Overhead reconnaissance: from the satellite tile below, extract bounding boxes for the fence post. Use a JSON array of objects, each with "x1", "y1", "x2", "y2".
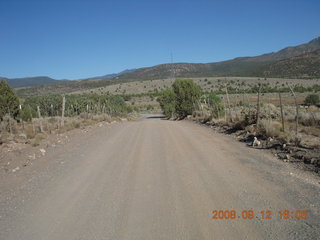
[
  {"x1": 19, "y1": 104, "x2": 24, "y2": 130},
  {"x1": 86, "y1": 104, "x2": 89, "y2": 119},
  {"x1": 37, "y1": 106, "x2": 44, "y2": 133},
  {"x1": 61, "y1": 95, "x2": 65, "y2": 127},
  {"x1": 288, "y1": 84, "x2": 299, "y2": 137},
  {"x1": 225, "y1": 88, "x2": 232, "y2": 121},
  {"x1": 32, "y1": 119, "x2": 36, "y2": 135},
  {"x1": 50, "y1": 104, "x2": 54, "y2": 116},
  {"x1": 256, "y1": 84, "x2": 262, "y2": 126},
  {"x1": 222, "y1": 97, "x2": 227, "y2": 122},
  {"x1": 278, "y1": 92, "x2": 285, "y2": 132}
]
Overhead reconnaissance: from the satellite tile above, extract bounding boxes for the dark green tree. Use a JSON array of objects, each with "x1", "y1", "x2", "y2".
[
  {"x1": 0, "y1": 80, "x2": 20, "y2": 120},
  {"x1": 19, "y1": 105, "x2": 34, "y2": 122},
  {"x1": 157, "y1": 89, "x2": 176, "y2": 118},
  {"x1": 305, "y1": 94, "x2": 319, "y2": 105},
  {"x1": 172, "y1": 79, "x2": 201, "y2": 118}
]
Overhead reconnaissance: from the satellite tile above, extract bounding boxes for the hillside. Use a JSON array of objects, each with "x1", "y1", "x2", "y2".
[
  {"x1": 3, "y1": 76, "x2": 68, "y2": 88},
  {"x1": 243, "y1": 36, "x2": 320, "y2": 62},
  {"x1": 80, "y1": 69, "x2": 136, "y2": 80},
  {"x1": 15, "y1": 77, "x2": 143, "y2": 98},
  {"x1": 257, "y1": 49, "x2": 320, "y2": 78},
  {"x1": 118, "y1": 37, "x2": 320, "y2": 80},
  {"x1": 117, "y1": 60, "x2": 268, "y2": 80}
]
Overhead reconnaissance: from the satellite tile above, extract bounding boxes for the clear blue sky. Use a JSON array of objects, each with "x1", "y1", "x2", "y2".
[{"x1": 1, "y1": 0, "x2": 319, "y2": 80}]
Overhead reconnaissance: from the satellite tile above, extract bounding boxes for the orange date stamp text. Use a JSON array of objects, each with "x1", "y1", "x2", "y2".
[{"x1": 211, "y1": 210, "x2": 308, "y2": 220}]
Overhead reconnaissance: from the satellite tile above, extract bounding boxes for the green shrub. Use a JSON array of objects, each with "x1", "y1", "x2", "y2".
[
  {"x1": 146, "y1": 105, "x2": 154, "y2": 111},
  {"x1": 172, "y1": 79, "x2": 201, "y2": 118},
  {"x1": 157, "y1": 89, "x2": 176, "y2": 118},
  {"x1": 305, "y1": 94, "x2": 319, "y2": 105},
  {"x1": 23, "y1": 93, "x2": 132, "y2": 118},
  {"x1": 0, "y1": 80, "x2": 20, "y2": 120},
  {"x1": 201, "y1": 92, "x2": 224, "y2": 118},
  {"x1": 19, "y1": 105, "x2": 34, "y2": 122}
]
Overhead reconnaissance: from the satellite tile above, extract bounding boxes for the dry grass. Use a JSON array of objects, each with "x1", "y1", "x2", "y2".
[
  {"x1": 300, "y1": 126, "x2": 320, "y2": 137},
  {"x1": 257, "y1": 120, "x2": 282, "y2": 138},
  {"x1": 0, "y1": 113, "x2": 122, "y2": 148},
  {"x1": 25, "y1": 125, "x2": 36, "y2": 139},
  {"x1": 31, "y1": 133, "x2": 46, "y2": 147},
  {"x1": 202, "y1": 100, "x2": 320, "y2": 145},
  {"x1": 71, "y1": 77, "x2": 320, "y2": 96}
]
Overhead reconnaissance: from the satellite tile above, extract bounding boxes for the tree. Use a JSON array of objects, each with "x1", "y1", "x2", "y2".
[
  {"x1": 19, "y1": 105, "x2": 34, "y2": 122},
  {"x1": 157, "y1": 89, "x2": 176, "y2": 118},
  {"x1": 305, "y1": 94, "x2": 319, "y2": 105},
  {"x1": 0, "y1": 80, "x2": 20, "y2": 120},
  {"x1": 172, "y1": 79, "x2": 201, "y2": 118}
]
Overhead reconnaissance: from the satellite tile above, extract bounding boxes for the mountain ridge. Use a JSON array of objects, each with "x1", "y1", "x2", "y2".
[
  {"x1": 117, "y1": 36, "x2": 320, "y2": 80},
  {"x1": 2, "y1": 76, "x2": 68, "y2": 88}
]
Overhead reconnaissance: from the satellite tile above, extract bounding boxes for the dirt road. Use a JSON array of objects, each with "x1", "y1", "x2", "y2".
[{"x1": 0, "y1": 115, "x2": 319, "y2": 239}]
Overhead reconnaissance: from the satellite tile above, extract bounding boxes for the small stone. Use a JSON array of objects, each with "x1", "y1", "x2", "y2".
[
  {"x1": 19, "y1": 133, "x2": 27, "y2": 138},
  {"x1": 40, "y1": 149, "x2": 46, "y2": 155},
  {"x1": 12, "y1": 167, "x2": 20, "y2": 173},
  {"x1": 252, "y1": 137, "x2": 261, "y2": 147},
  {"x1": 268, "y1": 137, "x2": 273, "y2": 142}
]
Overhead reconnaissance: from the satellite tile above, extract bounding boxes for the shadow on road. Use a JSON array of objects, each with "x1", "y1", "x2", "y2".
[{"x1": 146, "y1": 115, "x2": 166, "y2": 119}]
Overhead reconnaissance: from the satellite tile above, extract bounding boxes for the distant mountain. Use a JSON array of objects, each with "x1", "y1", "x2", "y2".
[
  {"x1": 2, "y1": 69, "x2": 137, "y2": 88},
  {"x1": 118, "y1": 37, "x2": 320, "y2": 80},
  {"x1": 117, "y1": 60, "x2": 268, "y2": 80},
  {"x1": 3, "y1": 76, "x2": 68, "y2": 88}
]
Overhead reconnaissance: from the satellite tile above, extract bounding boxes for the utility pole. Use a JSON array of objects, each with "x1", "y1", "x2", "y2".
[{"x1": 170, "y1": 52, "x2": 175, "y2": 81}]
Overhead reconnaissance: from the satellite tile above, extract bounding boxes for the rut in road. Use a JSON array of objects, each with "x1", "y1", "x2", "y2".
[{"x1": 0, "y1": 115, "x2": 319, "y2": 240}]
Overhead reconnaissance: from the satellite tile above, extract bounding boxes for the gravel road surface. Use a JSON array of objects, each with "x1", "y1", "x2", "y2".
[{"x1": 0, "y1": 115, "x2": 319, "y2": 239}]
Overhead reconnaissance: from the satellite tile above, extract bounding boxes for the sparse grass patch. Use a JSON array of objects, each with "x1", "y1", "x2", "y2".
[
  {"x1": 301, "y1": 126, "x2": 320, "y2": 137},
  {"x1": 0, "y1": 132, "x2": 12, "y2": 144},
  {"x1": 58, "y1": 123, "x2": 75, "y2": 133},
  {"x1": 31, "y1": 133, "x2": 46, "y2": 147},
  {"x1": 25, "y1": 125, "x2": 36, "y2": 139},
  {"x1": 299, "y1": 110, "x2": 320, "y2": 127},
  {"x1": 257, "y1": 120, "x2": 282, "y2": 138},
  {"x1": 47, "y1": 117, "x2": 58, "y2": 124}
]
